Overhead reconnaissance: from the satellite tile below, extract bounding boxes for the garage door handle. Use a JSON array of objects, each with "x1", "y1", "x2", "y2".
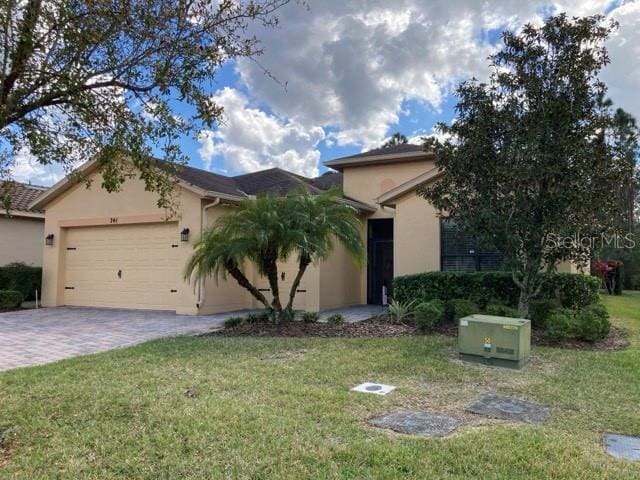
[
  {"x1": 117, "y1": 269, "x2": 122, "y2": 279},
  {"x1": 170, "y1": 289, "x2": 177, "y2": 293},
  {"x1": 64, "y1": 286, "x2": 75, "y2": 290}
]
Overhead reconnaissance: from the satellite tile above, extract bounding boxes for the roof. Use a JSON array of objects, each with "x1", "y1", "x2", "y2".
[
  {"x1": 376, "y1": 167, "x2": 442, "y2": 206},
  {"x1": 309, "y1": 171, "x2": 343, "y2": 190},
  {"x1": 233, "y1": 168, "x2": 322, "y2": 196},
  {"x1": 324, "y1": 144, "x2": 433, "y2": 171},
  {"x1": 1, "y1": 181, "x2": 47, "y2": 218},
  {"x1": 30, "y1": 157, "x2": 376, "y2": 213},
  {"x1": 173, "y1": 163, "x2": 244, "y2": 197}
]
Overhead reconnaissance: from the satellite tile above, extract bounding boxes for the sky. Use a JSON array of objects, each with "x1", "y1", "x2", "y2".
[{"x1": 11, "y1": 0, "x2": 640, "y2": 185}]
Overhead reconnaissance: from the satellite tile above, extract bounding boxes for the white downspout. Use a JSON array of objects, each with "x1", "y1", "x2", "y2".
[{"x1": 197, "y1": 198, "x2": 221, "y2": 310}]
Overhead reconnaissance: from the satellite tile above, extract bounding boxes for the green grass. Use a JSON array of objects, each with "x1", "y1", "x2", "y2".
[{"x1": 1, "y1": 295, "x2": 640, "y2": 479}]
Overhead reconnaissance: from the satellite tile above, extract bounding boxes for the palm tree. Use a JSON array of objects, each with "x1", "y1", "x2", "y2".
[
  {"x1": 184, "y1": 189, "x2": 364, "y2": 323},
  {"x1": 382, "y1": 132, "x2": 408, "y2": 148}
]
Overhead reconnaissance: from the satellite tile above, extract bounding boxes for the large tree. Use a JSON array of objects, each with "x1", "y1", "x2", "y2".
[
  {"x1": 0, "y1": 0, "x2": 291, "y2": 207},
  {"x1": 184, "y1": 189, "x2": 364, "y2": 323},
  {"x1": 382, "y1": 132, "x2": 408, "y2": 148},
  {"x1": 420, "y1": 14, "x2": 637, "y2": 317}
]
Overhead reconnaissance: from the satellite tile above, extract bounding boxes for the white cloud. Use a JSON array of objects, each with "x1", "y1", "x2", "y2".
[
  {"x1": 234, "y1": 0, "x2": 635, "y2": 151},
  {"x1": 198, "y1": 87, "x2": 324, "y2": 176},
  {"x1": 9, "y1": 148, "x2": 65, "y2": 186}
]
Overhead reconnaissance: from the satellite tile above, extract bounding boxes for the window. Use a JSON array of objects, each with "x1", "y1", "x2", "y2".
[{"x1": 440, "y1": 219, "x2": 503, "y2": 272}]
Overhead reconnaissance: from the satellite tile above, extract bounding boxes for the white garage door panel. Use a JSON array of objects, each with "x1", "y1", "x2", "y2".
[{"x1": 63, "y1": 223, "x2": 180, "y2": 310}]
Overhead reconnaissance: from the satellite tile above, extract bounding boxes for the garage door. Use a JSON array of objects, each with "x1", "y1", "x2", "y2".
[{"x1": 63, "y1": 223, "x2": 180, "y2": 310}]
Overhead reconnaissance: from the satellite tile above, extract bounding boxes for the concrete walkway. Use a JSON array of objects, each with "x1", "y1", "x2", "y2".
[
  {"x1": 0, "y1": 304, "x2": 387, "y2": 372},
  {"x1": 319, "y1": 305, "x2": 387, "y2": 323}
]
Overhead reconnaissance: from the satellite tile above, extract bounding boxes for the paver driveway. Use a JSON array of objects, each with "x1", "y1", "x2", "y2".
[{"x1": 0, "y1": 307, "x2": 249, "y2": 372}]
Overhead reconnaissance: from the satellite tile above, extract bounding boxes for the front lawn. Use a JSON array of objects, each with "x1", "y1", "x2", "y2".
[{"x1": 1, "y1": 295, "x2": 639, "y2": 479}]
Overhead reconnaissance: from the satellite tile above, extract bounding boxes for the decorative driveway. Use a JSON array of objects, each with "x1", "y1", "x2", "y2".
[{"x1": 0, "y1": 307, "x2": 250, "y2": 372}]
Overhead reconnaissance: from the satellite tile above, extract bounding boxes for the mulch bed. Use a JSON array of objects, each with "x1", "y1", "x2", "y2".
[
  {"x1": 208, "y1": 318, "x2": 419, "y2": 338},
  {"x1": 207, "y1": 317, "x2": 630, "y2": 351}
]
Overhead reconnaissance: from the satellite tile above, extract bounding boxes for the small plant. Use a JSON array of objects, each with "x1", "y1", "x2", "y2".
[
  {"x1": 0, "y1": 290, "x2": 23, "y2": 309},
  {"x1": 414, "y1": 301, "x2": 444, "y2": 332},
  {"x1": 301, "y1": 311, "x2": 320, "y2": 323},
  {"x1": 246, "y1": 310, "x2": 271, "y2": 323},
  {"x1": 387, "y1": 299, "x2": 417, "y2": 324},
  {"x1": 223, "y1": 316, "x2": 244, "y2": 329},
  {"x1": 326, "y1": 313, "x2": 344, "y2": 326},
  {"x1": 484, "y1": 303, "x2": 520, "y2": 318},
  {"x1": 575, "y1": 303, "x2": 610, "y2": 342},
  {"x1": 545, "y1": 310, "x2": 576, "y2": 342}
]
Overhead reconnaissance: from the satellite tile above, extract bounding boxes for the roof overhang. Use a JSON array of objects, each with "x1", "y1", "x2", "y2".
[
  {"x1": 324, "y1": 150, "x2": 434, "y2": 172},
  {"x1": 377, "y1": 167, "x2": 442, "y2": 207},
  {"x1": 1, "y1": 209, "x2": 45, "y2": 219},
  {"x1": 29, "y1": 157, "x2": 247, "y2": 211}
]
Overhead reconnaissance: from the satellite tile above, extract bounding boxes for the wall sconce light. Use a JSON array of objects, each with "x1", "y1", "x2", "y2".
[
  {"x1": 45, "y1": 234, "x2": 54, "y2": 246},
  {"x1": 180, "y1": 228, "x2": 190, "y2": 242}
]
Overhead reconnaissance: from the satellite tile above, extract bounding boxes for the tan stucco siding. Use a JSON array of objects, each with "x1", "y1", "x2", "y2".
[
  {"x1": 393, "y1": 192, "x2": 441, "y2": 276},
  {"x1": 0, "y1": 215, "x2": 44, "y2": 266},
  {"x1": 41, "y1": 170, "x2": 200, "y2": 314},
  {"x1": 249, "y1": 257, "x2": 321, "y2": 312},
  {"x1": 198, "y1": 204, "x2": 253, "y2": 314},
  {"x1": 341, "y1": 160, "x2": 434, "y2": 218},
  {"x1": 318, "y1": 240, "x2": 362, "y2": 310}
]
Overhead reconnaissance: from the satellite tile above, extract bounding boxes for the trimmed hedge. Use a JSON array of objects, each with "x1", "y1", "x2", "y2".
[
  {"x1": 0, "y1": 263, "x2": 42, "y2": 301},
  {"x1": 0, "y1": 290, "x2": 23, "y2": 309},
  {"x1": 393, "y1": 271, "x2": 600, "y2": 311}
]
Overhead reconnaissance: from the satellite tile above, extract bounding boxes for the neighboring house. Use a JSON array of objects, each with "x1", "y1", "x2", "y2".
[
  {"x1": 0, "y1": 181, "x2": 47, "y2": 266},
  {"x1": 32, "y1": 145, "x2": 575, "y2": 314}
]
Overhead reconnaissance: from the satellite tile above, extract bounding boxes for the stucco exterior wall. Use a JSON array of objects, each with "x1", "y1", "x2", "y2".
[
  {"x1": 198, "y1": 203, "x2": 253, "y2": 314},
  {"x1": 41, "y1": 170, "x2": 200, "y2": 314},
  {"x1": 0, "y1": 215, "x2": 44, "y2": 266},
  {"x1": 340, "y1": 160, "x2": 435, "y2": 304},
  {"x1": 318, "y1": 239, "x2": 362, "y2": 310},
  {"x1": 341, "y1": 159, "x2": 434, "y2": 218},
  {"x1": 393, "y1": 191, "x2": 441, "y2": 276}
]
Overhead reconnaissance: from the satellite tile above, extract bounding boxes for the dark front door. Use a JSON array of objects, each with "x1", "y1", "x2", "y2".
[{"x1": 367, "y1": 219, "x2": 394, "y2": 305}]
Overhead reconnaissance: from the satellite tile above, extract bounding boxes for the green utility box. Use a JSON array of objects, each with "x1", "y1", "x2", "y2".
[{"x1": 458, "y1": 314, "x2": 531, "y2": 369}]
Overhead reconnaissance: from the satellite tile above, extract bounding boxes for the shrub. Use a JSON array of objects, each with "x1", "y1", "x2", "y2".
[
  {"x1": 223, "y1": 316, "x2": 244, "y2": 328},
  {"x1": 484, "y1": 303, "x2": 520, "y2": 318},
  {"x1": 246, "y1": 311, "x2": 271, "y2": 323},
  {"x1": 414, "y1": 301, "x2": 444, "y2": 332},
  {"x1": 545, "y1": 310, "x2": 576, "y2": 342},
  {"x1": 528, "y1": 299, "x2": 557, "y2": 328},
  {"x1": 393, "y1": 271, "x2": 599, "y2": 310},
  {"x1": 449, "y1": 298, "x2": 481, "y2": 321},
  {"x1": 387, "y1": 299, "x2": 417, "y2": 324},
  {"x1": 0, "y1": 263, "x2": 42, "y2": 301},
  {"x1": 326, "y1": 313, "x2": 344, "y2": 326},
  {"x1": 301, "y1": 311, "x2": 320, "y2": 323},
  {"x1": 575, "y1": 303, "x2": 611, "y2": 342},
  {"x1": 0, "y1": 290, "x2": 23, "y2": 309}
]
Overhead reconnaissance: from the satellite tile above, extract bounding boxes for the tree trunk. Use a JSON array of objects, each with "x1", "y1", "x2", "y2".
[
  {"x1": 224, "y1": 259, "x2": 270, "y2": 310},
  {"x1": 261, "y1": 252, "x2": 285, "y2": 323},
  {"x1": 284, "y1": 255, "x2": 311, "y2": 317},
  {"x1": 512, "y1": 258, "x2": 544, "y2": 319}
]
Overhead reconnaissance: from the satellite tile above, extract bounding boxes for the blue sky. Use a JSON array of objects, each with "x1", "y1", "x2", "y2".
[{"x1": 12, "y1": 0, "x2": 640, "y2": 184}]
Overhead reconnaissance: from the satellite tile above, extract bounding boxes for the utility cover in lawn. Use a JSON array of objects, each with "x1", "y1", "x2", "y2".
[
  {"x1": 351, "y1": 382, "x2": 396, "y2": 395},
  {"x1": 369, "y1": 410, "x2": 463, "y2": 437},
  {"x1": 465, "y1": 393, "x2": 550, "y2": 424}
]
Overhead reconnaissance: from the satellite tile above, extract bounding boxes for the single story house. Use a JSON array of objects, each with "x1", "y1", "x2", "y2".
[
  {"x1": 0, "y1": 181, "x2": 47, "y2": 266},
  {"x1": 31, "y1": 145, "x2": 577, "y2": 314}
]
